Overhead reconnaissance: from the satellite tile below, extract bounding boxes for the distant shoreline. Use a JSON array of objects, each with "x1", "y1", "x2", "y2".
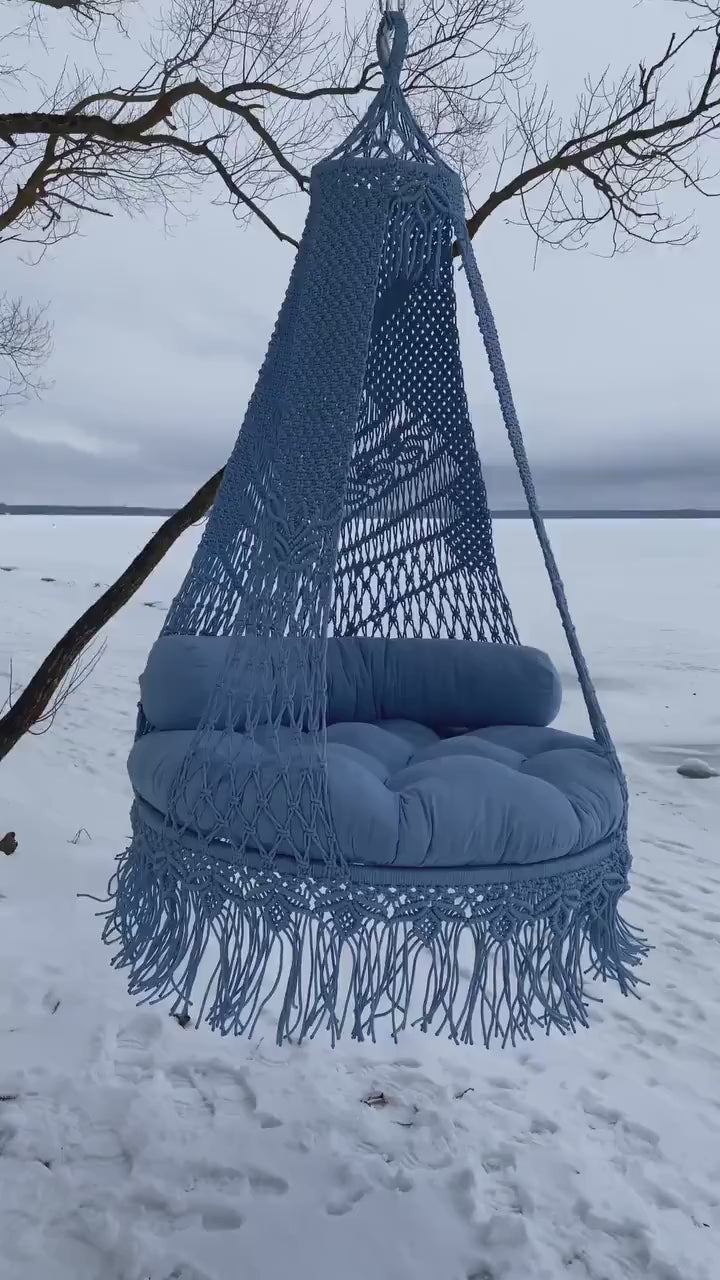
[{"x1": 1, "y1": 505, "x2": 719, "y2": 520}]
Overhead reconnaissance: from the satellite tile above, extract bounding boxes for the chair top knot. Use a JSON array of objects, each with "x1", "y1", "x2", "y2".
[{"x1": 377, "y1": 10, "x2": 409, "y2": 84}]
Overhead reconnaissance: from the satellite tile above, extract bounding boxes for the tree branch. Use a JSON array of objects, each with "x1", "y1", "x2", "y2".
[
  {"x1": 0, "y1": 294, "x2": 52, "y2": 410},
  {"x1": 468, "y1": 8, "x2": 720, "y2": 248},
  {"x1": 0, "y1": 468, "x2": 224, "y2": 763},
  {"x1": 1, "y1": 0, "x2": 531, "y2": 249}
]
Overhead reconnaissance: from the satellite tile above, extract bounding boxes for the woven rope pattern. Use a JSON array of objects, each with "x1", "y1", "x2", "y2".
[
  {"x1": 154, "y1": 151, "x2": 526, "y2": 876},
  {"x1": 103, "y1": 807, "x2": 645, "y2": 1046},
  {"x1": 333, "y1": 198, "x2": 517, "y2": 642}
]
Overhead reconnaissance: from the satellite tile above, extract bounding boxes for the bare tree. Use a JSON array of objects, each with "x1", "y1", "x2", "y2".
[
  {"x1": 26, "y1": 0, "x2": 128, "y2": 31},
  {"x1": 2, "y1": 0, "x2": 720, "y2": 256},
  {"x1": 0, "y1": 295, "x2": 52, "y2": 411},
  {"x1": 0, "y1": 0, "x2": 531, "y2": 250},
  {"x1": 2, "y1": 0, "x2": 720, "y2": 760},
  {"x1": 473, "y1": 4, "x2": 720, "y2": 253}
]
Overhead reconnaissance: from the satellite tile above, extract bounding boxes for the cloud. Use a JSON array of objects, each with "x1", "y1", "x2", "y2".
[{"x1": 4, "y1": 416, "x2": 718, "y2": 510}]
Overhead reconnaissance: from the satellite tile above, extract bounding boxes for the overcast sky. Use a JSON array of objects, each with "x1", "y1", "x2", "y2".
[{"x1": 1, "y1": 0, "x2": 719, "y2": 507}]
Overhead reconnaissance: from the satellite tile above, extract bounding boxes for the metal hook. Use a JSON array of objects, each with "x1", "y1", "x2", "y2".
[{"x1": 377, "y1": 0, "x2": 407, "y2": 71}]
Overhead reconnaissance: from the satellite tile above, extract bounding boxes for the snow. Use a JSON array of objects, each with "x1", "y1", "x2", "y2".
[{"x1": 1, "y1": 514, "x2": 719, "y2": 1280}]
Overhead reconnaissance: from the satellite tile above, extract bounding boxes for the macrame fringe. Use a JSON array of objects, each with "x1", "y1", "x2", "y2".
[{"x1": 100, "y1": 825, "x2": 648, "y2": 1048}]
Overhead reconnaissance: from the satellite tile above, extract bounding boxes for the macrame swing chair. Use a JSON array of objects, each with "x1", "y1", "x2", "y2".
[{"x1": 103, "y1": 3, "x2": 647, "y2": 1047}]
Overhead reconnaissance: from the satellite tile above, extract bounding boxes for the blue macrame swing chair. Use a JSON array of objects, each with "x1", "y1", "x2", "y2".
[{"x1": 103, "y1": 4, "x2": 647, "y2": 1047}]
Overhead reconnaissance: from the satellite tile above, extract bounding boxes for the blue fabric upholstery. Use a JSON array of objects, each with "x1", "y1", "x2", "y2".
[
  {"x1": 132, "y1": 635, "x2": 603, "y2": 872},
  {"x1": 139, "y1": 635, "x2": 562, "y2": 734},
  {"x1": 129, "y1": 719, "x2": 622, "y2": 871}
]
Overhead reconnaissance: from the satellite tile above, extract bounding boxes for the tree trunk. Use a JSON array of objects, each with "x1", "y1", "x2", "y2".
[{"x1": 0, "y1": 468, "x2": 224, "y2": 764}]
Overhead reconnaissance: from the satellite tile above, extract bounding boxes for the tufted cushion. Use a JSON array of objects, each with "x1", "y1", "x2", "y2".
[
  {"x1": 139, "y1": 635, "x2": 562, "y2": 734},
  {"x1": 129, "y1": 719, "x2": 622, "y2": 871}
]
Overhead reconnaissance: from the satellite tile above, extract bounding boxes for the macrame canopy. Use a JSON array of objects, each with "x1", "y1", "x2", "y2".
[{"x1": 103, "y1": 6, "x2": 646, "y2": 1047}]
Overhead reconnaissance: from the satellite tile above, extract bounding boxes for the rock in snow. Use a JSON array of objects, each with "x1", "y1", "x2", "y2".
[{"x1": 677, "y1": 757, "x2": 719, "y2": 779}]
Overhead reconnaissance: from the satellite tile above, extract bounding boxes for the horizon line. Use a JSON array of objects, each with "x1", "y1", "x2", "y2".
[{"x1": 2, "y1": 504, "x2": 720, "y2": 520}]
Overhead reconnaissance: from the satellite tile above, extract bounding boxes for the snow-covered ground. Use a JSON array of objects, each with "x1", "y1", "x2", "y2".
[{"x1": 0, "y1": 515, "x2": 719, "y2": 1280}]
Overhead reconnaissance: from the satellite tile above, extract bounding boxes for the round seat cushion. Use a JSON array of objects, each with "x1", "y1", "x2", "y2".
[{"x1": 128, "y1": 720, "x2": 623, "y2": 872}]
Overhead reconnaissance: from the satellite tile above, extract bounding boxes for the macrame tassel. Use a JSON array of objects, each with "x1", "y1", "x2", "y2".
[{"x1": 101, "y1": 818, "x2": 648, "y2": 1049}]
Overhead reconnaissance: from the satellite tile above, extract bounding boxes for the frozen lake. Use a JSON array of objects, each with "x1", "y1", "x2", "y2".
[{"x1": 0, "y1": 515, "x2": 719, "y2": 1280}]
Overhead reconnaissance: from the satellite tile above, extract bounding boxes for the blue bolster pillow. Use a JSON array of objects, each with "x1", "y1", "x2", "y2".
[{"x1": 139, "y1": 635, "x2": 562, "y2": 733}]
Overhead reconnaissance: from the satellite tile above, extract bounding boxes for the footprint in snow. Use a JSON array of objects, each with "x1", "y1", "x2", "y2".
[
  {"x1": 244, "y1": 1168, "x2": 290, "y2": 1197},
  {"x1": 480, "y1": 1146, "x2": 516, "y2": 1176},
  {"x1": 109, "y1": 1022, "x2": 285, "y2": 1132},
  {"x1": 528, "y1": 1112, "x2": 559, "y2": 1136},
  {"x1": 580, "y1": 1090, "x2": 662, "y2": 1162},
  {"x1": 325, "y1": 1166, "x2": 375, "y2": 1217},
  {"x1": 0, "y1": 1118, "x2": 17, "y2": 1156},
  {"x1": 198, "y1": 1204, "x2": 246, "y2": 1232},
  {"x1": 164, "y1": 1059, "x2": 258, "y2": 1119},
  {"x1": 325, "y1": 1157, "x2": 412, "y2": 1216},
  {"x1": 183, "y1": 1162, "x2": 289, "y2": 1206},
  {"x1": 110, "y1": 1010, "x2": 165, "y2": 1083},
  {"x1": 127, "y1": 1182, "x2": 245, "y2": 1237},
  {"x1": 449, "y1": 1165, "x2": 479, "y2": 1221}
]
